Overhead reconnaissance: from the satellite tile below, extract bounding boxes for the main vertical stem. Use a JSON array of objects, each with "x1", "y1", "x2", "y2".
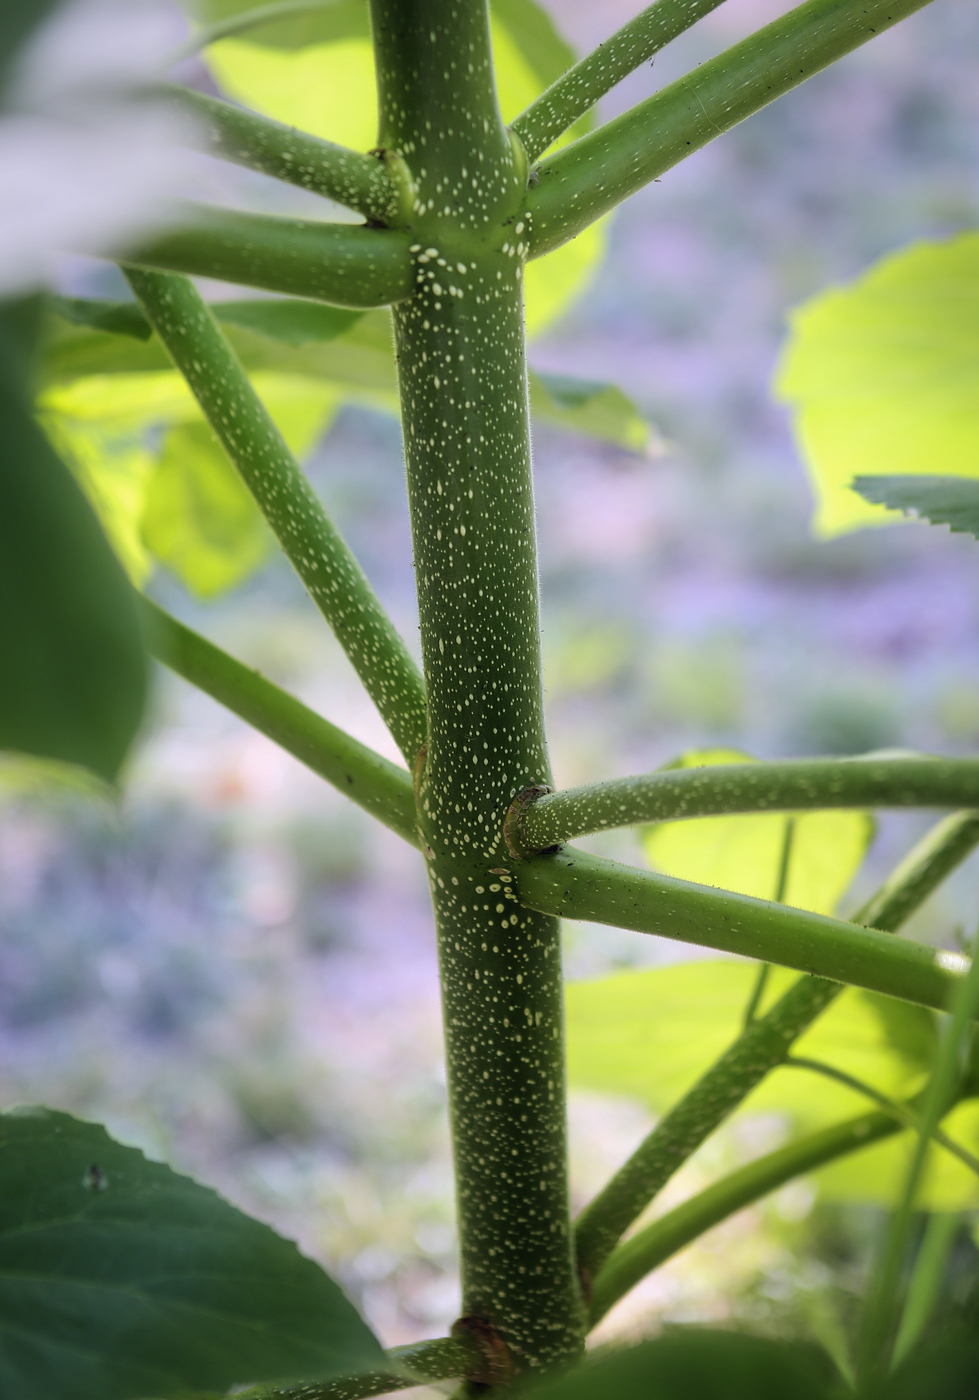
[{"x1": 369, "y1": 0, "x2": 584, "y2": 1373}]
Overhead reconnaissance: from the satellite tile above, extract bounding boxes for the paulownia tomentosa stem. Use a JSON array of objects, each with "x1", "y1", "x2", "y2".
[
  {"x1": 573, "y1": 811, "x2": 979, "y2": 1290},
  {"x1": 123, "y1": 267, "x2": 427, "y2": 764},
  {"x1": 369, "y1": 0, "x2": 584, "y2": 1374}
]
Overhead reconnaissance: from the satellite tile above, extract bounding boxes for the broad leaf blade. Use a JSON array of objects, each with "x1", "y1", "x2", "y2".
[
  {"x1": 523, "y1": 1332, "x2": 834, "y2": 1400},
  {"x1": 0, "y1": 1107, "x2": 383, "y2": 1400},
  {"x1": 774, "y1": 232, "x2": 979, "y2": 537},
  {"x1": 529, "y1": 370, "x2": 657, "y2": 454},
  {"x1": 641, "y1": 749, "x2": 874, "y2": 915},
  {"x1": 853, "y1": 475, "x2": 979, "y2": 539},
  {"x1": 142, "y1": 421, "x2": 273, "y2": 597},
  {"x1": 0, "y1": 303, "x2": 146, "y2": 782}
]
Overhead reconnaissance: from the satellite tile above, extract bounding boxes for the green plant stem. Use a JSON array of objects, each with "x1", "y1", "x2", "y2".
[
  {"x1": 164, "y1": 87, "x2": 400, "y2": 221},
  {"x1": 370, "y1": 0, "x2": 583, "y2": 1372},
  {"x1": 588, "y1": 1106, "x2": 905, "y2": 1327},
  {"x1": 140, "y1": 598, "x2": 417, "y2": 845},
  {"x1": 126, "y1": 204, "x2": 413, "y2": 307},
  {"x1": 892, "y1": 1212, "x2": 962, "y2": 1368},
  {"x1": 519, "y1": 845, "x2": 970, "y2": 1013},
  {"x1": 236, "y1": 1334, "x2": 479, "y2": 1399},
  {"x1": 512, "y1": 0, "x2": 726, "y2": 163},
  {"x1": 742, "y1": 819, "x2": 794, "y2": 1027},
  {"x1": 568, "y1": 812, "x2": 979, "y2": 1284},
  {"x1": 857, "y1": 939, "x2": 979, "y2": 1383},
  {"x1": 525, "y1": 0, "x2": 936, "y2": 260},
  {"x1": 123, "y1": 267, "x2": 427, "y2": 764},
  {"x1": 783, "y1": 1057, "x2": 979, "y2": 1178},
  {"x1": 515, "y1": 754, "x2": 979, "y2": 853}
]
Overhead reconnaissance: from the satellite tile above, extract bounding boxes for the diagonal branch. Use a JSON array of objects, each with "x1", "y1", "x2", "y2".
[
  {"x1": 124, "y1": 267, "x2": 427, "y2": 764},
  {"x1": 164, "y1": 87, "x2": 402, "y2": 223},
  {"x1": 512, "y1": 0, "x2": 727, "y2": 164},
  {"x1": 587, "y1": 1105, "x2": 905, "y2": 1327},
  {"x1": 512, "y1": 754, "x2": 979, "y2": 854},
  {"x1": 126, "y1": 203, "x2": 413, "y2": 308},
  {"x1": 519, "y1": 845, "x2": 970, "y2": 1013},
  {"x1": 564, "y1": 811, "x2": 979, "y2": 1282},
  {"x1": 525, "y1": 0, "x2": 936, "y2": 259},
  {"x1": 141, "y1": 599, "x2": 418, "y2": 846}
]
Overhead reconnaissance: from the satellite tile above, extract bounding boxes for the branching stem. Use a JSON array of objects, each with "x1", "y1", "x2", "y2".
[{"x1": 514, "y1": 754, "x2": 979, "y2": 854}]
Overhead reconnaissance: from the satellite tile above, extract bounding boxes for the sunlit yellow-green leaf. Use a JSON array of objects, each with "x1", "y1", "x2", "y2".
[
  {"x1": 641, "y1": 749, "x2": 874, "y2": 915},
  {"x1": 566, "y1": 958, "x2": 976, "y2": 1207},
  {"x1": 142, "y1": 423, "x2": 273, "y2": 597},
  {"x1": 774, "y1": 232, "x2": 979, "y2": 537},
  {"x1": 814, "y1": 1099, "x2": 979, "y2": 1208}
]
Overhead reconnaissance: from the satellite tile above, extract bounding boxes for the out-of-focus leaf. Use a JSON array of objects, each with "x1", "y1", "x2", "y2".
[
  {"x1": 47, "y1": 295, "x2": 153, "y2": 340},
  {"x1": 183, "y1": 0, "x2": 370, "y2": 49},
  {"x1": 522, "y1": 1332, "x2": 834, "y2": 1400},
  {"x1": 566, "y1": 958, "x2": 974, "y2": 1207},
  {"x1": 881, "y1": 1333, "x2": 979, "y2": 1400},
  {"x1": 853, "y1": 475, "x2": 979, "y2": 540},
  {"x1": 0, "y1": 0, "x2": 62, "y2": 95},
  {"x1": 142, "y1": 422, "x2": 273, "y2": 597},
  {"x1": 0, "y1": 1106, "x2": 383, "y2": 1400},
  {"x1": 529, "y1": 369, "x2": 656, "y2": 454},
  {"x1": 524, "y1": 218, "x2": 607, "y2": 337},
  {"x1": 774, "y1": 232, "x2": 979, "y2": 537},
  {"x1": 641, "y1": 749, "x2": 874, "y2": 915},
  {"x1": 566, "y1": 961, "x2": 930, "y2": 1122},
  {"x1": 0, "y1": 300, "x2": 146, "y2": 782}
]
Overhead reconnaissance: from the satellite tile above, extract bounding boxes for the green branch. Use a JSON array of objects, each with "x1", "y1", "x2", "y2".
[
  {"x1": 514, "y1": 754, "x2": 979, "y2": 853},
  {"x1": 141, "y1": 599, "x2": 418, "y2": 846},
  {"x1": 512, "y1": 0, "x2": 726, "y2": 164},
  {"x1": 588, "y1": 1106, "x2": 903, "y2": 1326},
  {"x1": 165, "y1": 87, "x2": 401, "y2": 223},
  {"x1": 519, "y1": 845, "x2": 970, "y2": 1012},
  {"x1": 567, "y1": 811, "x2": 979, "y2": 1281},
  {"x1": 525, "y1": 0, "x2": 935, "y2": 259},
  {"x1": 236, "y1": 1334, "x2": 479, "y2": 1399},
  {"x1": 124, "y1": 268, "x2": 427, "y2": 763},
  {"x1": 126, "y1": 204, "x2": 413, "y2": 308}
]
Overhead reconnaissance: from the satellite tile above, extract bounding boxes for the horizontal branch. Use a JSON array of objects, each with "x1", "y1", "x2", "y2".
[
  {"x1": 570, "y1": 810, "x2": 979, "y2": 1283},
  {"x1": 520, "y1": 846, "x2": 970, "y2": 1013},
  {"x1": 124, "y1": 268, "x2": 428, "y2": 763},
  {"x1": 237, "y1": 1333, "x2": 478, "y2": 1400},
  {"x1": 515, "y1": 754, "x2": 979, "y2": 853},
  {"x1": 141, "y1": 599, "x2": 418, "y2": 846},
  {"x1": 525, "y1": 0, "x2": 935, "y2": 259},
  {"x1": 165, "y1": 87, "x2": 400, "y2": 222},
  {"x1": 588, "y1": 1106, "x2": 902, "y2": 1326},
  {"x1": 126, "y1": 204, "x2": 413, "y2": 308},
  {"x1": 512, "y1": 0, "x2": 726, "y2": 164}
]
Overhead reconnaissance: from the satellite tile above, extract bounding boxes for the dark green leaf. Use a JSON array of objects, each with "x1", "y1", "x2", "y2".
[
  {"x1": 853, "y1": 476, "x2": 979, "y2": 540},
  {"x1": 214, "y1": 298, "x2": 362, "y2": 345},
  {"x1": 0, "y1": 301, "x2": 146, "y2": 782},
  {"x1": 142, "y1": 421, "x2": 273, "y2": 597},
  {"x1": 47, "y1": 296, "x2": 154, "y2": 341},
  {"x1": 0, "y1": 0, "x2": 62, "y2": 95},
  {"x1": 880, "y1": 1334, "x2": 979, "y2": 1400},
  {"x1": 522, "y1": 1332, "x2": 834, "y2": 1400},
  {"x1": 0, "y1": 1107, "x2": 384, "y2": 1400}
]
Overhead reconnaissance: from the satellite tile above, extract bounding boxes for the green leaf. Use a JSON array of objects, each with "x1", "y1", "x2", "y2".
[
  {"x1": 853, "y1": 475, "x2": 979, "y2": 540},
  {"x1": 881, "y1": 1333, "x2": 979, "y2": 1400},
  {"x1": 0, "y1": 0, "x2": 62, "y2": 95},
  {"x1": 565, "y1": 958, "x2": 977, "y2": 1208},
  {"x1": 522, "y1": 1332, "x2": 834, "y2": 1400},
  {"x1": 0, "y1": 301, "x2": 146, "y2": 783},
  {"x1": 47, "y1": 296, "x2": 154, "y2": 341},
  {"x1": 142, "y1": 422, "x2": 274, "y2": 597},
  {"x1": 641, "y1": 749, "x2": 874, "y2": 915},
  {"x1": 0, "y1": 1107, "x2": 383, "y2": 1400},
  {"x1": 529, "y1": 369, "x2": 657, "y2": 455},
  {"x1": 774, "y1": 232, "x2": 979, "y2": 537},
  {"x1": 184, "y1": 0, "x2": 371, "y2": 49}
]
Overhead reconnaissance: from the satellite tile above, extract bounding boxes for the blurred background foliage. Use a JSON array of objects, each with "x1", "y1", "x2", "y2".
[{"x1": 5, "y1": 0, "x2": 979, "y2": 1379}]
